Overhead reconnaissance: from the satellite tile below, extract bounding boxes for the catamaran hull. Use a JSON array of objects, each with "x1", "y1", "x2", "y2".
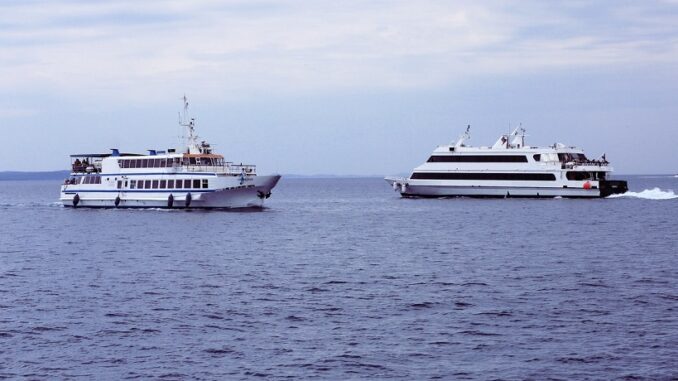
[
  {"x1": 385, "y1": 178, "x2": 627, "y2": 198},
  {"x1": 60, "y1": 175, "x2": 281, "y2": 209}
]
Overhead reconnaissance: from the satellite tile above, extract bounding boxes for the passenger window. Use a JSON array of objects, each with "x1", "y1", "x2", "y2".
[
  {"x1": 145, "y1": 180, "x2": 151, "y2": 189},
  {"x1": 152, "y1": 180, "x2": 159, "y2": 189},
  {"x1": 193, "y1": 179, "x2": 200, "y2": 188},
  {"x1": 202, "y1": 179, "x2": 208, "y2": 188},
  {"x1": 130, "y1": 180, "x2": 136, "y2": 189},
  {"x1": 533, "y1": 154, "x2": 541, "y2": 162},
  {"x1": 160, "y1": 180, "x2": 166, "y2": 189},
  {"x1": 124, "y1": 181, "x2": 128, "y2": 188},
  {"x1": 117, "y1": 181, "x2": 122, "y2": 189},
  {"x1": 168, "y1": 179, "x2": 174, "y2": 189}
]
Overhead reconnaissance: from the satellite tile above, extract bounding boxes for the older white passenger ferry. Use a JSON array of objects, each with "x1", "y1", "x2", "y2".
[
  {"x1": 386, "y1": 126, "x2": 628, "y2": 198},
  {"x1": 60, "y1": 98, "x2": 281, "y2": 209}
]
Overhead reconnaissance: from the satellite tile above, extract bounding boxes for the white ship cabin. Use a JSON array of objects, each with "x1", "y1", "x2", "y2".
[
  {"x1": 420, "y1": 127, "x2": 613, "y2": 182},
  {"x1": 64, "y1": 148, "x2": 257, "y2": 188}
]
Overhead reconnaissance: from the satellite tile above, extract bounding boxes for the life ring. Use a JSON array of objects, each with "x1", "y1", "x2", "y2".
[
  {"x1": 168, "y1": 194, "x2": 174, "y2": 208},
  {"x1": 73, "y1": 194, "x2": 80, "y2": 208},
  {"x1": 583, "y1": 181, "x2": 592, "y2": 190},
  {"x1": 185, "y1": 192, "x2": 192, "y2": 208}
]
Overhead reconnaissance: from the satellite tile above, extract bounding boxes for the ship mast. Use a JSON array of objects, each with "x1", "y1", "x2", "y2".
[
  {"x1": 179, "y1": 95, "x2": 199, "y2": 154},
  {"x1": 177, "y1": 95, "x2": 214, "y2": 155}
]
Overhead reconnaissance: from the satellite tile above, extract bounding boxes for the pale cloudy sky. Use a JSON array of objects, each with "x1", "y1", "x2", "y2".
[{"x1": 1, "y1": 0, "x2": 677, "y2": 174}]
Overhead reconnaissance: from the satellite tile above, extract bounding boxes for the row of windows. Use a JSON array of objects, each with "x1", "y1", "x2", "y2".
[
  {"x1": 566, "y1": 171, "x2": 607, "y2": 181},
  {"x1": 559, "y1": 153, "x2": 587, "y2": 162},
  {"x1": 427, "y1": 155, "x2": 528, "y2": 163},
  {"x1": 81, "y1": 175, "x2": 102, "y2": 184},
  {"x1": 532, "y1": 153, "x2": 589, "y2": 163},
  {"x1": 117, "y1": 178, "x2": 209, "y2": 190},
  {"x1": 411, "y1": 172, "x2": 557, "y2": 181},
  {"x1": 428, "y1": 153, "x2": 591, "y2": 164},
  {"x1": 118, "y1": 157, "x2": 225, "y2": 169}
]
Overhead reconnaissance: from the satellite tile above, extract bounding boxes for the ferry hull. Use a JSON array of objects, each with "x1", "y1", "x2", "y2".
[
  {"x1": 385, "y1": 178, "x2": 627, "y2": 199},
  {"x1": 60, "y1": 175, "x2": 281, "y2": 209}
]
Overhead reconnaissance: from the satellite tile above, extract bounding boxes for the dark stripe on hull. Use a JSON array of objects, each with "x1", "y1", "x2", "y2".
[
  {"x1": 397, "y1": 184, "x2": 604, "y2": 198},
  {"x1": 401, "y1": 193, "x2": 601, "y2": 199},
  {"x1": 62, "y1": 204, "x2": 266, "y2": 210}
]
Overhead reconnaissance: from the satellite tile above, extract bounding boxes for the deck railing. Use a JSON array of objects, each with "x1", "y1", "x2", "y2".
[
  {"x1": 179, "y1": 163, "x2": 257, "y2": 175},
  {"x1": 562, "y1": 160, "x2": 610, "y2": 169}
]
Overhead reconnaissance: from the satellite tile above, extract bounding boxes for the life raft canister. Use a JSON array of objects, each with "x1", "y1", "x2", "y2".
[{"x1": 583, "y1": 181, "x2": 592, "y2": 190}]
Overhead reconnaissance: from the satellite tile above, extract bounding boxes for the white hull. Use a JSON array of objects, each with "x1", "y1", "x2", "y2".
[
  {"x1": 385, "y1": 178, "x2": 600, "y2": 198},
  {"x1": 61, "y1": 175, "x2": 281, "y2": 209}
]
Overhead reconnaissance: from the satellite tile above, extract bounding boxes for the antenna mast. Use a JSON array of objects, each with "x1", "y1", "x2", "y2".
[{"x1": 179, "y1": 95, "x2": 198, "y2": 154}]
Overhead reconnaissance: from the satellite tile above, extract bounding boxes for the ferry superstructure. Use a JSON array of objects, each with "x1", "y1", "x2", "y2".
[
  {"x1": 60, "y1": 98, "x2": 280, "y2": 209},
  {"x1": 386, "y1": 127, "x2": 628, "y2": 198}
]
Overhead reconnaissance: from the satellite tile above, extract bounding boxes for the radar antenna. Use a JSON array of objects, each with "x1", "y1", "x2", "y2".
[
  {"x1": 177, "y1": 95, "x2": 213, "y2": 155},
  {"x1": 454, "y1": 125, "x2": 471, "y2": 148},
  {"x1": 178, "y1": 95, "x2": 200, "y2": 154}
]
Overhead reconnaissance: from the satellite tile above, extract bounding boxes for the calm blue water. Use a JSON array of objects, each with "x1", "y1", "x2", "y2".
[{"x1": 1, "y1": 176, "x2": 677, "y2": 380}]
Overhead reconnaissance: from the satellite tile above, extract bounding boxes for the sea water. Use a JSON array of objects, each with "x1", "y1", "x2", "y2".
[{"x1": 0, "y1": 176, "x2": 676, "y2": 380}]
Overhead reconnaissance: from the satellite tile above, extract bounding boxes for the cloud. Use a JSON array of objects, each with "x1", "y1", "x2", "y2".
[{"x1": 1, "y1": 0, "x2": 677, "y2": 102}]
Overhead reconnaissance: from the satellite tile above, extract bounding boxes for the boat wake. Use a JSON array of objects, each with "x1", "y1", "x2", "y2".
[{"x1": 607, "y1": 187, "x2": 678, "y2": 200}]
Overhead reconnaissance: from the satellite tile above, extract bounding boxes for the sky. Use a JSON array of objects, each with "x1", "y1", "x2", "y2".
[{"x1": 1, "y1": 0, "x2": 677, "y2": 175}]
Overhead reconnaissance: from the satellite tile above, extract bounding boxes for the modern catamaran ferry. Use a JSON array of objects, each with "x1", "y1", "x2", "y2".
[
  {"x1": 386, "y1": 126, "x2": 628, "y2": 198},
  {"x1": 60, "y1": 98, "x2": 281, "y2": 209}
]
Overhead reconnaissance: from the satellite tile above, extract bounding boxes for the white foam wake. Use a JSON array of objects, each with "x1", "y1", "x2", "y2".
[{"x1": 607, "y1": 187, "x2": 678, "y2": 200}]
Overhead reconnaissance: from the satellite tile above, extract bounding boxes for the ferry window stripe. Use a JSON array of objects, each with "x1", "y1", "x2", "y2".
[
  {"x1": 427, "y1": 155, "x2": 528, "y2": 163},
  {"x1": 411, "y1": 172, "x2": 556, "y2": 181}
]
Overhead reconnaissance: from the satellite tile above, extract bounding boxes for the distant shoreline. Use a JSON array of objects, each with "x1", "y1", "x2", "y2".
[
  {"x1": 0, "y1": 171, "x2": 674, "y2": 181},
  {"x1": 0, "y1": 171, "x2": 390, "y2": 181},
  {"x1": 0, "y1": 171, "x2": 71, "y2": 181}
]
